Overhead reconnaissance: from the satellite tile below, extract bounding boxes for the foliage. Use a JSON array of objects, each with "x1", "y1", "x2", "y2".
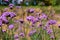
[{"x1": 40, "y1": 0, "x2": 56, "y2": 6}]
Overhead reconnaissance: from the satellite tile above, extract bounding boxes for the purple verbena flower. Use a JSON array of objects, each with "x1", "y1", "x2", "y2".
[
  {"x1": 35, "y1": 13, "x2": 40, "y2": 17},
  {"x1": 9, "y1": 3, "x2": 14, "y2": 7},
  {"x1": 2, "y1": 12, "x2": 16, "y2": 18},
  {"x1": 38, "y1": 23, "x2": 42, "y2": 28},
  {"x1": 39, "y1": 13, "x2": 47, "y2": 20},
  {"x1": 45, "y1": 23, "x2": 50, "y2": 27},
  {"x1": 2, "y1": 12, "x2": 10, "y2": 17},
  {"x1": 16, "y1": 6, "x2": 21, "y2": 9},
  {"x1": 14, "y1": 34, "x2": 19, "y2": 39},
  {"x1": 32, "y1": 18, "x2": 39, "y2": 24},
  {"x1": 19, "y1": 19, "x2": 24, "y2": 24},
  {"x1": 27, "y1": 8, "x2": 34, "y2": 13},
  {"x1": 58, "y1": 24, "x2": 60, "y2": 28},
  {"x1": 2, "y1": 30, "x2": 6, "y2": 32},
  {"x1": 47, "y1": 29, "x2": 53, "y2": 34},
  {"x1": 26, "y1": 16, "x2": 35, "y2": 21},
  {"x1": 31, "y1": 20, "x2": 36, "y2": 24},
  {"x1": 28, "y1": 30, "x2": 36, "y2": 36},
  {"x1": 30, "y1": 24, "x2": 35, "y2": 28},
  {"x1": 37, "y1": 17, "x2": 41, "y2": 20},
  {"x1": 15, "y1": 39, "x2": 19, "y2": 40},
  {"x1": 9, "y1": 4, "x2": 14, "y2": 9},
  {"x1": 43, "y1": 23, "x2": 50, "y2": 30},
  {"x1": 27, "y1": 16, "x2": 39, "y2": 24},
  {"x1": 0, "y1": 16, "x2": 9, "y2": 24},
  {"x1": 35, "y1": 18, "x2": 39, "y2": 22},
  {"x1": 47, "y1": 20, "x2": 56, "y2": 25},
  {"x1": 42, "y1": 14, "x2": 47, "y2": 19},
  {"x1": 9, "y1": 12, "x2": 16, "y2": 18},
  {"x1": 8, "y1": 24, "x2": 14, "y2": 30},
  {"x1": 19, "y1": 32, "x2": 25, "y2": 37},
  {"x1": 50, "y1": 35, "x2": 54, "y2": 39},
  {"x1": 43, "y1": 26, "x2": 47, "y2": 30}
]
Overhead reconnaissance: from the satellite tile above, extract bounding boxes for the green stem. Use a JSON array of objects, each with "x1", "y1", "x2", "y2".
[
  {"x1": 52, "y1": 25, "x2": 56, "y2": 40},
  {"x1": 12, "y1": 29, "x2": 14, "y2": 40}
]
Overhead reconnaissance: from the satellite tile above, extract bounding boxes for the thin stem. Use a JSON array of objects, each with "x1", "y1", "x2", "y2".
[
  {"x1": 21, "y1": 6, "x2": 25, "y2": 20},
  {"x1": 52, "y1": 25, "x2": 56, "y2": 40},
  {"x1": 41, "y1": 20, "x2": 44, "y2": 40},
  {"x1": 1, "y1": 27, "x2": 2, "y2": 40}
]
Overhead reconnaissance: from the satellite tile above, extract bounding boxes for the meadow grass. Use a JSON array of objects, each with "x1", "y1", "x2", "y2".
[{"x1": 0, "y1": 5, "x2": 60, "y2": 14}]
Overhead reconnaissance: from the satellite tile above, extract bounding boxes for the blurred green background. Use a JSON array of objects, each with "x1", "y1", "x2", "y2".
[{"x1": 0, "y1": 0, "x2": 60, "y2": 6}]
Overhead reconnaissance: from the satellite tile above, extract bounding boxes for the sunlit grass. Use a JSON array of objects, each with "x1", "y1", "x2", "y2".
[{"x1": 0, "y1": 5, "x2": 60, "y2": 14}]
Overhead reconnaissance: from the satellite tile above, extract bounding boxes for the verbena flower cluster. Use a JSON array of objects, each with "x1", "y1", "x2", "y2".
[{"x1": 0, "y1": 5, "x2": 59, "y2": 40}]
